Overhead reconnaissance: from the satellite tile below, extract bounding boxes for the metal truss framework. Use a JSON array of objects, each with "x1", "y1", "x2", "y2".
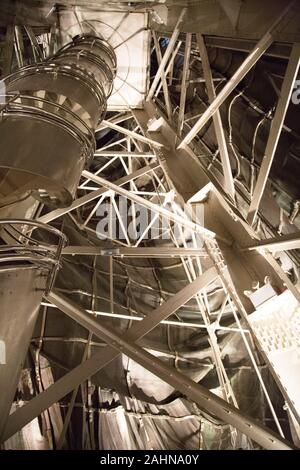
[
  {"x1": 2, "y1": 3, "x2": 300, "y2": 450},
  {"x1": 178, "y1": 0, "x2": 296, "y2": 149},
  {"x1": 4, "y1": 117, "x2": 297, "y2": 449},
  {"x1": 247, "y1": 43, "x2": 300, "y2": 225}
]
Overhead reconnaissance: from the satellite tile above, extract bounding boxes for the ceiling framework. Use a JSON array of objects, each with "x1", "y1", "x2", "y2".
[{"x1": 0, "y1": 0, "x2": 300, "y2": 451}]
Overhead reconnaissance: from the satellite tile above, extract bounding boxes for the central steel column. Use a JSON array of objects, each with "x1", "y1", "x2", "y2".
[{"x1": 0, "y1": 220, "x2": 67, "y2": 441}]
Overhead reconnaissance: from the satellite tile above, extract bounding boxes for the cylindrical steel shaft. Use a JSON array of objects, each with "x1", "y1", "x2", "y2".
[{"x1": 0, "y1": 35, "x2": 116, "y2": 207}]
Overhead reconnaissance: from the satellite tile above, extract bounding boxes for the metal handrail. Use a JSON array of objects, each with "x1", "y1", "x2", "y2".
[
  {"x1": 0, "y1": 92, "x2": 93, "y2": 137},
  {"x1": 0, "y1": 219, "x2": 68, "y2": 293},
  {"x1": 0, "y1": 254, "x2": 57, "y2": 267},
  {"x1": 52, "y1": 50, "x2": 114, "y2": 99},
  {"x1": 0, "y1": 245, "x2": 54, "y2": 255},
  {"x1": 0, "y1": 93, "x2": 96, "y2": 160},
  {"x1": 56, "y1": 34, "x2": 117, "y2": 72},
  {"x1": 4, "y1": 109, "x2": 93, "y2": 158},
  {"x1": 5, "y1": 62, "x2": 107, "y2": 114}
]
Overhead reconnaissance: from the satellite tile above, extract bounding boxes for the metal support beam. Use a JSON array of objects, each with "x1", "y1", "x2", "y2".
[
  {"x1": 3, "y1": 269, "x2": 218, "y2": 442},
  {"x1": 155, "y1": 41, "x2": 183, "y2": 98},
  {"x1": 93, "y1": 151, "x2": 155, "y2": 158},
  {"x1": 204, "y1": 36, "x2": 292, "y2": 60},
  {"x1": 96, "y1": 113, "x2": 132, "y2": 132},
  {"x1": 197, "y1": 34, "x2": 235, "y2": 200},
  {"x1": 247, "y1": 43, "x2": 300, "y2": 225},
  {"x1": 243, "y1": 231, "x2": 300, "y2": 253},
  {"x1": 178, "y1": 33, "x2": 192, "y2": 135},
  {"x1": 49, "y1": 23, "x2": 57, "y2": 56},
  {"x1": 15, "y1": 288, "x2": 293, "y2": 450},
  {"x1": 2, "y1": 25, "x2": 15, "y2": 77},
  {"x1": 14, "y1": 26, "x2": 24, "y2": 68},
  {"x1": 178, "y1": 1, "x2": 296, "y2": 149},
  {"x1": 147, "y1": 8, "x2": 186, "y2": 101},
  {"x1": 101, "y1": 120, "x2": 164, "y2": 148},
  {"x1": 42, "y1": 302, "x2": 247, "y2": 333},
  {"x1": 62, "y1": 246, "x2": 209, "y2": 257},
  {"x1": 56, "y1": 331, "x2": 91, "y2": 449},
  {"x1": 24, "y1": 26, "x2": 43, "y2": 62},
  {"x1": 38, "y1": 163, "x2": 159, "y2": 224},
  {"x1": 82, "y1": 170, "x2": 215, "y2": 238},
  {"x1": 152, "y1": 32, "x2": 172, "y2": 120}
]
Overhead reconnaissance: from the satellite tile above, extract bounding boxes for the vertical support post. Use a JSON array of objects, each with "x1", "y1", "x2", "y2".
[
  {"x1": 2, "y1": 26, "x2": 15, "y2": 77},
  {"x1": 197, "y1": 34, "x2": 235, "y2": 200},
  {"x1": 147, "y1": 8, "x2": 186, "y2": 101},
  {"x1": 14, "y1": 26, "x2": 24, "y2": 68},
  {"x1": 152, "y1": 32, "x2": 172, "y2": 120},
  {"x1": 178, "y1": 33, "x2": 192, "y2": 135},
  {"x1": 155, "y1": 41, "x2": 182, "y2": 98},
  {"x1": 247, "y1": 43, "x2": 300, "y2": 225},
  {"x1": 49, "y1": 23, "x2": 57, "y2": 56},
  {"x1": 24, "y1": 26, "x2": 43, "y2": 62},
  {"x1": 109, "y1": 257, "x2": 114, "y2": 314}
]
